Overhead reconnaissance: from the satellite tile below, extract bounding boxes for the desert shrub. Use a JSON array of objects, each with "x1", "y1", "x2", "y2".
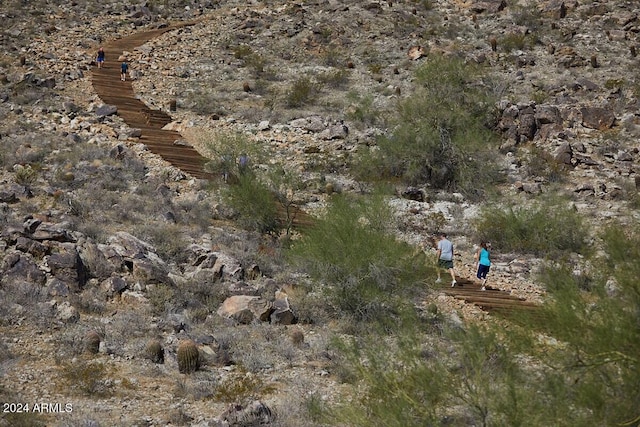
[
  {"x1": 213, "y1": 368, "x2": 275, "y2": 404},
  {"x1": 359, "y1": 54, "x2": 501, "y2": 200},
  {"x1": 345, "y1": 92, "x2": 383, "y2": 127},
  {"x1": 473, "y1": 197, "x2": 589, "y2": 258},
  {"x1": 411, "y1": 0, "x2": 434, "y2": 10},
  {"x1": 316, "y1": 69, "x2": 350, "y2": 89},
  {"x1": 245, "y1": 53, "x2": 268, "y2": 77},
  {"x1": 286, "y1": 77, "x2": 317, "y2": 108},
  {"x1": 232, "y1": 44, "x2": 254, "y2": 59},
  {"x1": 224, "y1": 172, "x2": 280, "y2": 235},
  {"x1": 523, "y1": 224, "x2": 640, "y2": 425},
  {"x1": 146, "y1": 284, "x2": 177, "y2": 316},
  {"x1": 287, "y1": 192, "x2": 430, "y2": 326},
  {"x1": 201, "y1": 130, "x2": 307, "y2": 235},
  {"x1": 185, "y1": 86, "x2": 223, "y2": 116},
  {"x1": 473, "y1": 196, "x2": 589, "y2": 257},
  {"x1": 200, "y1": 130, "x2": 265, "y2": 181},
  {"x1": 339, "y1": 320, "x2": 564, "y2": 426},
  {"x1": 0, "y1": 411, "x2": 47, "y2": 427},
  {"x1": 322, "y1": 46, "x2": 343, "y2": 67},
  {"x1": 133, "y1": 221, "x2": 190, "y2": 264},
  {"x1": 511, "y1": 2, "x2": 543, "y2": 33},
  {"x1": 60, "y1": 360, "x2": 111, "y2": 396},
  {"x1": 13, "y1": 164, "x2": 38, "y2": 186},
  {"x1": 500, "y1": 33, "x2": 538, "y2": 52},
  {"x1": 524, "y1": 146, "x2": 568, "y2": 183},
  {"x1": 0, "y1": 282, "x2": 49, "y2": 321}
]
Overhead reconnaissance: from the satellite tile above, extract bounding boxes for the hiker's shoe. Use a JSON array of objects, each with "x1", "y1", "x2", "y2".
[
  {"x1": 481, "y1": 286, "x2": 486, "y2": 291},
  {"x1": 451, "y1": 280, "x2": 457, "y2": 287},
  {"x1": 435, "y1": 278, "x2": 442, "y2": 284}
]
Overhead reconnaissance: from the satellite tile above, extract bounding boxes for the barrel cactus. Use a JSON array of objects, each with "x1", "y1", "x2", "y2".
[
  {"x1": 177, "y1": 340, "x2": 200, "y2": 374},
  {"x1": 84, "y1": 330, "x2": 101, "y2": 354},
  {"x1": 144, "y1": 340, "x2": 164, "y2": 364}
]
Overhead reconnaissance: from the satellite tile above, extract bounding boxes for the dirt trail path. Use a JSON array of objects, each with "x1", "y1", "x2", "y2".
[{"x1": 91, "y1": 22, "x2": 213, "y2": 180}]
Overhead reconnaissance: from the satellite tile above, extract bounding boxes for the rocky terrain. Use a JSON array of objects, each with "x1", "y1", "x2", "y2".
[{"x1": 0, "y1": 0, "x2": 639, "y2": 426}]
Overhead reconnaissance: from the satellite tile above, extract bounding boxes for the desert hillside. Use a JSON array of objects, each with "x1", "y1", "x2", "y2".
[{"x1": 0, "y1": 1, "x2": 638, "y2": 426}]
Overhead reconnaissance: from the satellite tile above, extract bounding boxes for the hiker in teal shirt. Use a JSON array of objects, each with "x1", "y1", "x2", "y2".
[{"x1": 475, "y1": 241, "x2": 491, "y2": 290}]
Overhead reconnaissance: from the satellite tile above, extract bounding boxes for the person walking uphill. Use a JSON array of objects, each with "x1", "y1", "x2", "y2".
[
  {"x1": 120, "y1": 60, "x2": 128, "y2": 81},
  {"x1": 475, "y1": 241, "x2": 491, "y2": 290},
  {"x1": 96, "y1": 47, "x2": 105, "y2": 69},
  {"x1": 436, "y1": 233, "x2": 457, "y2": 287}
]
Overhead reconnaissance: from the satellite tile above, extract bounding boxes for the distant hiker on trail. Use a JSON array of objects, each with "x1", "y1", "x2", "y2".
[
  {"x1": 435, "y1": 232, "x2": 457, "y2": 287},
  {"x1": 96, "y1": 47, "x2": 105, "y2": 69},
  {"x1": 120, "y1": 60, "x2": 128, "y2": 81},
  {"x1": 475, "y1": 241, "x2": 491, "y2": 291},
  {"x1": 238, "y1": 153, "x2": 249, "y2": 175}
]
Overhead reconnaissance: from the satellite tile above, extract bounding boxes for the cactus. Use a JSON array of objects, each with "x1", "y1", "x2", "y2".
[
  {"x1": 84, "y1": 330, "x2": 101, "y2": 354},
  {"x1": 290, "y1": 330, "x2": 305, "y2": 347},
  {"x1": 144, "y1": 340, "x2": 164, "y2": 364},
  {"x1": 489, "y1": 37, "x2": 497, "y2": 52},
  {"x1": 177, "y1": 340, "x2": 200, "y2": 374}
]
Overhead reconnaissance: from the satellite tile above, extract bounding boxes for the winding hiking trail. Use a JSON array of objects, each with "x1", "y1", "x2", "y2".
[
  {"x1": 91, "y1": 22, "x2": 213, "y2": 180},
  {"x1": 91, "y1": 23, "x2": 540, "y2": 316}
]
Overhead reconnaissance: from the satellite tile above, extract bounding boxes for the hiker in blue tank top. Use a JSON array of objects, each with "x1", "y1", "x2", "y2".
[
  {"x1": 121, "y1": 60, "x2": 128, "y2": 81},
  {"x1": 475, "y1": 241, "x2": 491, "y2": 290},
  {"x1": 96, "y1": 47, "x2": 105, "y2": 69}
]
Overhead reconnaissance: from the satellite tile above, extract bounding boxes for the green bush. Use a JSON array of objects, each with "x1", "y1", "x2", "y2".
[
  {"x1": 224, "y1": 172, "x2": 280, "y2": 235},
  {"x1": 286, "y1": 77, "x2": 317, "y2": 108},
  {"x1": 473, "y1": 196, "x2": 589, "y2": 257},
  {"x1": 202, "y1": 130, "x2": 265, "y2": 182},
  {"x1": 524, "y1": 146, "x2": 568, "y2": 183},
  {"x1": 345, "y1": 92, "x2": 383, "y2": 127},
  {"x1": 317, "y1": 69, "x2": 350, "y2": 89},
  {"x1": 359, "y1": 54, "x2": 501, "y2": 200},
  {"x1": 60, "y1": 360, "x2": 111, "y2": 396},
  {"x1": 528, "y1": 224, "x2": 640, "y2": 425},
  {"x1": 287, "y1": 192, "x2": 431, "y2": 325}
]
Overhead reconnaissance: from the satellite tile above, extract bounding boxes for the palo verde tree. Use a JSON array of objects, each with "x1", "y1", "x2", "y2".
[
  {"x1": 360, "y1": 53, "x2": 501, "y2": 200},
  {"x1": 287, "y1": 191, "x2": 431, "y2": 326}
]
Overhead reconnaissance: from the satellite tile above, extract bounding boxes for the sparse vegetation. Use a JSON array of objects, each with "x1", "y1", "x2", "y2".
[{"x1": 213, "y1": 368, "x2": 275, "y2": 404}]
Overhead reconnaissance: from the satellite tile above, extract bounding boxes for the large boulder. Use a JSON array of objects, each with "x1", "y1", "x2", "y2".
[
  {"x1": 106, "y1": 232, "x2": 173, "y2": 286},
  {"x1": 270, "y1": 290, "x2": 297, "y2": 325},
  {"x1": 78, "y1": 241, "x2": 117, "y2": 281},
  {"x1": 217, "y1": 295, "x2": 272, "y2": 324},
  {"x1": 46, "y1": 247, "x2": 88, "y2": 292},
  {"x1": 1, "y1": 252, "x2": 46, "y2": 286},
  {"x1": 581, "y1": 107, "x2": 615, "y2": 130}
]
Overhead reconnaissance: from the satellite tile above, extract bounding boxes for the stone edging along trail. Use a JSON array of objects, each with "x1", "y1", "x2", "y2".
[{"x1": 91, "y1": 21, "x2": 213, "y2": 180}]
